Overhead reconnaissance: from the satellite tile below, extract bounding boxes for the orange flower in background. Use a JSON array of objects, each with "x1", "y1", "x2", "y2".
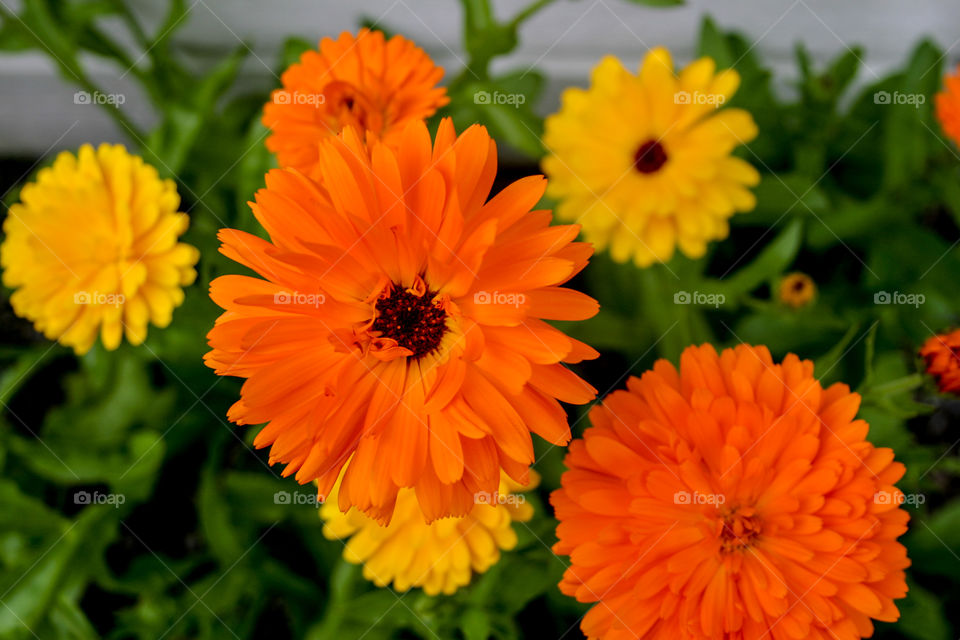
[
  {"x1": 936, "y1": 63, "x2": 960, "y2": 146},
  {"x1": 552, "y1": 343, "x2": 910, "y2": 640},
  {"x1": 206, "y1": 118, "x2": 598, "y2": 524},
  {"x1": 263, "y1": 28, "x2": 449, "y2": 180},
  {"x1": 920, "y1": 329, "x2": 960, "y2": 394}
]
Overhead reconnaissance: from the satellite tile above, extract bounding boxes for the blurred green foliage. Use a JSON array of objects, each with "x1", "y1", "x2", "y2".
[{"x1": 0, "y1": 0, "x2": 958, "y2": 638}]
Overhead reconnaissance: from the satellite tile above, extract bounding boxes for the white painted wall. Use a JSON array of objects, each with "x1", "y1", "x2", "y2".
[{"x1": 1, "y1": 0, "x2": 959, "y2": 155}]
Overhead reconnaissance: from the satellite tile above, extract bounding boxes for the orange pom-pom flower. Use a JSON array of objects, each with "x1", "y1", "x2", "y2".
[
  {"x1": 263, "y1": 29, "x2": 449, "y2": 180},
  {"x1": 552, "y1": 343, "x2": 910, "y2": 640},
  {"x1": 936, "y1": 63, "x2": 960, "y2": 147},
  {"x1": 920, "y1": 328, "x2": 960, "y2": 394}
]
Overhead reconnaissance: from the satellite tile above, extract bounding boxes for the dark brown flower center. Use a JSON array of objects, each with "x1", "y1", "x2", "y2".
[
  {"x1": 372, "y1": 285, "x2": 447, "y2": 358},
  {"x1": 634, "y1": 140, "x2": 668, "y2": 174},
  {"x1": 718, "y1": 507, "x2": 762, "y2": 552}
]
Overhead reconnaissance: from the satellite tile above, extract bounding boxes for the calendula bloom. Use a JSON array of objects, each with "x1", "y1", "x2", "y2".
[
  {"x1": 552, "y1": 343, "x2": 910, "y2": 640},
  {"x1": 1, "y1": 144, "x2": 199, "y2": 355},
  {"x1": 321, "y1": 471, "x2": 537, "y2": 595},
  {"x1": 920, "y1": 329, "x2": 960, "y2": 394},
  {"x1": 205, "y1": 118, "x2": 598, "y2": 524},
  {"x1": 779, "y1": 272, "x2": 816, "y2": 308},
  {"x1": 263, "y1": 28, "x2": 449, "y2": 181},
  {"x1": 542, "y1": 48, "x2": 760, "y2": 267},
  {"x1": 935, "y1": 63, "x2": 960, "y2": 146}
]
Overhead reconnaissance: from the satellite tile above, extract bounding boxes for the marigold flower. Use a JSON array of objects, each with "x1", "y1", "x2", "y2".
[
  {"x1": 552, "y1": 343, "x2": 910, "y2": 640},
  {"x1": 779, "y1": 272, "x2": 816, "y2": 308},
  {"x1": 321, "y1": 471, "x2": 537, "y2": 595},
  {"x1": 920, "y1": 329, "x2": 960, "y2": 394},
  {"x1": 205, "y1": 118, "x2": 598, "y2": 524},
  {"x1": 935, "y1": 63, "x2": 960, "y2": 146},
  {"x1": 263, "y1": 29, "x2": 449, "y2": 181},
  {"x1": 1, "y1": 143, "x2": 199, "y2": 354},
  {"x1": 542, "y1": 48, "x2": 760, "y2": 267}
]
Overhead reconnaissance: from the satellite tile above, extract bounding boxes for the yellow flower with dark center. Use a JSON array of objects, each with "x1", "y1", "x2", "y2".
[
  {"x1": 1, "y1": 144, "x2": 199, "y2": 354},
  {"x1": 542, "y1": 48, "x2": 760, "y2": 267},
  {"x1": 320, "y1": 472, "x2": 537, "y2": 596},
  {"x1": 779, "y1": 272, "x2": 816, "y2": 308}
]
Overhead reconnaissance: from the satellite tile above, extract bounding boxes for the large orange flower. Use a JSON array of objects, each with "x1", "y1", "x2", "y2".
[
  {"x1": 552, "y1": 343, "x2": 910, "y2": 640},
  {"x1": 206, "y1": 118, "x2": 598, "y2": 524},
  {"x1": 263, "y1": 29, "x2": 449, "y2": 180},
  {"x1": 920, "y1": 328, "x2": 960, "y2": 394},
  {"x1": 936, "y1": 63, "x2": 960, "y2": 147}
]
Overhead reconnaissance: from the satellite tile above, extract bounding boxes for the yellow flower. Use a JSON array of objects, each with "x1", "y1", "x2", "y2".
[
  {"x1": 779, "y1": 271, "x2": 816, "y2": 308},
  {"x1": 542, "y1": 48, "x2": 760, "y2": 267},
  {"x1": 320, "y1": 472, "x2": 537, "y2": 596},
  {"x1": 1, "y1": 144, "x2": 199, "y2": 354}
]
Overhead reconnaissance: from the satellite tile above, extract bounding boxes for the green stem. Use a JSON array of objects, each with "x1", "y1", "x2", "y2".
[
  {"x1": 867, "y1": 373, "x2": 926, "y2": 397},
  {"x1": 509, "y1": 0, "x2": 557, "y2": 29},
  {"x1": 309, "y1": 561, "x2": 361, "y2": 640}
]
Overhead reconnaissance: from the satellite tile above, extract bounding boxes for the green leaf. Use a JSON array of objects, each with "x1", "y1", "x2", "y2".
[
  {"x1": 43, "y1": 595, "x2": 100, "y2": 640},
  {"x1": 0, "y1": 479, "x2": 67, "y2": 536},
  {"x1": 906, "y1": 500, "x2": 960, "y2": 577},
  {"x1": 697, "y1": 17, "x2": 734, "y2": 67},
  {"x1": 0, "y1": 344, "x2": 59, "y2": 407},
  {"x1": 894, "y1": 578, "x2": 952, "y2": 640},
  {"x1": 461, "y1": 607, "x2": 492, "y2": 640},
  {"x1": 0, "y1": 507, "x2": 114, "y2": 639},
  {"x1": 744, "y1": 173, "x2": 829, "y2": 225},
  {"x1": 709, "y1": 218, "x2": 804, "y2": 301},
  {"x1": 282, "y1": 36, "x2": 314, "y2": 69},
  {"x1": 882, "y1": 40, "x2": 942, "y2": 189}
]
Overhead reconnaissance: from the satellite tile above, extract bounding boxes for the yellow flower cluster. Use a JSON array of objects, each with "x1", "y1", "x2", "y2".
[{"x1": 321, "y1": 473, "x2": 537, "y2": 596}]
